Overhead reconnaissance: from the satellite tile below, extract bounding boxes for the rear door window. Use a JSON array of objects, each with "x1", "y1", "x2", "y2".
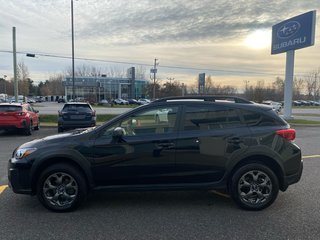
[
  {"x1": 183, "y1": 105, "x2": 243, "y2": 131},
  {"x1": 241, "y1": 110, "x2": 281, "y2": 126}
]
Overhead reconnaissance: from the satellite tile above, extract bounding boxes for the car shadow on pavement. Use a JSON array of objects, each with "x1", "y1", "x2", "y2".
[{"x1": 84, "y1": 190, "x2": 235, "y2": 211}]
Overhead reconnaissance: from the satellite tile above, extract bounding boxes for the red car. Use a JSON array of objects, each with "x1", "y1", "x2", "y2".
[{"x1": 0, "y1": 103, "x2": 40, "y2": 135}]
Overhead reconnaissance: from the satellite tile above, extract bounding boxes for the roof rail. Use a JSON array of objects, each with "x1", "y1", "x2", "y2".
[{"x1": 152, "y1": 95, "x2": 252, "y2": 104}]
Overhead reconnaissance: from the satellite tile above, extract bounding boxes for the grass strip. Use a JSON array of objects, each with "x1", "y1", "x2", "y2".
[
  {"x1": 40, "y1": 114, "x2": 118, "y2": 123},
  {"x1": 287, "y1": 119, "x2": 320, "y2": 125}
]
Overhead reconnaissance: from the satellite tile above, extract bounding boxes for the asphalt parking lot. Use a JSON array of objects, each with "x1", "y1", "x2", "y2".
[{"x1": 0, "y1": 126, "x2": 319, "y2": 240}]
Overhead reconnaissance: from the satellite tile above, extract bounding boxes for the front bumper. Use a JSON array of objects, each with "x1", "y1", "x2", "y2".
[{"x1": 8, "y1": 158, "x2": 33, "y2": 194}]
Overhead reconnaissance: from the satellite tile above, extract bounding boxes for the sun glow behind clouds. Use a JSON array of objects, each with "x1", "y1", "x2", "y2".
[{"x1": 244, "y1": 30, "x2": 271, "y2": 49}]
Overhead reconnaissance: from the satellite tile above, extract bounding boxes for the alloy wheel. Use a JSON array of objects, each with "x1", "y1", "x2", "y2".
[
  {"x1": 238, "y1": 170, "x2": 272, "y2": 205},
  {"x1": 43, "y1": 172, "x2": 78, "y2": 207}
]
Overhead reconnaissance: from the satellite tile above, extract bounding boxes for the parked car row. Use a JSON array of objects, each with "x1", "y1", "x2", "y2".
[
  {"x1": 112, "y1": 98, "x2": 151, "y2": 105},
  {"x1": 293, "y1": 100, "x2": 320, "y2": 106}
]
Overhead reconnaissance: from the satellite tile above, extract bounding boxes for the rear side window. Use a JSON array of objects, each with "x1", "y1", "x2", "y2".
[
  {"x1": 183, "y1": 105, "x2": 243, "y2": 131},
  {"x1": 63, "y1": 104, "x2": 92, "y2": 111},
  {"x1": 26, "y1": 105, "x2": 34, "y2": 112},
  {"x1": 241, "y1": 110, "x2": 282, "y2": 126},
  {"x1": 0, "y1": 105, "x2": 22, "y2": 112}
]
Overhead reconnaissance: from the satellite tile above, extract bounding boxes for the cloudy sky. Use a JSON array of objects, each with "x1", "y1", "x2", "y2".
[{"x1": 0, "y1": 0, "x2": 319, "y2": 89}]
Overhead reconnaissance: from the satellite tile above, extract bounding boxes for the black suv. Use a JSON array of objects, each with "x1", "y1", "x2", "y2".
[
  {"x1": 58, "y1": 102, "x2": 96, "y2": 132},
  {"x1": 8, "y1": 96, "x2": 302, "y2": 212}
]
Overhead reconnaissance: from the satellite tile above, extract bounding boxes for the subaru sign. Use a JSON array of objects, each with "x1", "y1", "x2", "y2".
[{"x1": 271, "y1": 11, "x2": 316, "y2": 54}]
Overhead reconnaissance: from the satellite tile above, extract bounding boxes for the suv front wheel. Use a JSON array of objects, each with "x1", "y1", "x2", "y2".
[
  {"x1": 37, "y1": 163, "x2": 87, "y2": 212},
  {"x1": 230, "y1": 163, "x2": 279, "y2": 211}
]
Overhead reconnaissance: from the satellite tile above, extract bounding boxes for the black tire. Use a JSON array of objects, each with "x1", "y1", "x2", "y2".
[
  {"x1": 37, "y1": 163, "x2": 87, "y2": 212},
  {"x1": 24, "y1": 122, "x2": 33, "y2": 136},
  {"x1": 230, "y1": 163, "x2": 279, "y2": 211},
  {"x1": 34, "y1": 121, "x2": 40, "y2": 131},
  {"x1": 58, "y1": 127, "x2": 64, "y2": 133}
]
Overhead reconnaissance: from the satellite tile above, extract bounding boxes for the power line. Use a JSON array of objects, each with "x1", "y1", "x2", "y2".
[{"x1": 0, "y1": 49, "x2": 314, "y2": 78}]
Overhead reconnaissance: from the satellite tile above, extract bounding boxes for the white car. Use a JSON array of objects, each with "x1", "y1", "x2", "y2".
[
  {"x1": 113, "y1": 98, "x2": 129, "y2": 105},
  {"x1": 262, "y1": 101, "x2": 282, "y2": 113},
  {"x1": 138, "y1": 98, "x2": 151, "y2": 105},
  {"x1": 99, "y1": 99, "x2": 109, "y2": 104}
]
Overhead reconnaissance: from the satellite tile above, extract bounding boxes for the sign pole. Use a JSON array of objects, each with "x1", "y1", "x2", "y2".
[
  {"x1": 283, "y1": 50, "x2": 295, "y2": 119},
  {"x1": 12, "y1": 27, "x2": 18, "y2": 103}
]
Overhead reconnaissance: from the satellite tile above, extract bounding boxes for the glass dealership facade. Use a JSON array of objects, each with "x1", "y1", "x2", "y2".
[{"x1": 63, "y1": 76, "x2": 147, "y2": 101}]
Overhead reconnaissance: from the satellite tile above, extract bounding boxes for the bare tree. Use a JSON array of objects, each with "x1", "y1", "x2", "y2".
[
  {"x1": 16, "y1": 61, "x2": 30, "y2": 96},
  {"x1": 304, "y1": 68, "x2": 320, "y2": 100},
  {"x1": 48, "y1": 74, "x2": 65, "y2": 95},
  {"x1": 293, "y1": 77, "x2": 304, "y2": 100},
  {"x1": 159, "y1": 81, "x2": 184, "y2": 97},
  {"x1": 135, "y1": 65, "x2": 147, "y2": 80}
]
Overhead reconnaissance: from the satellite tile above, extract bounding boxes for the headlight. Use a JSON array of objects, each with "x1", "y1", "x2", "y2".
[{"x1": 15, "y1": 148, "x2": 37, "y2": 159}]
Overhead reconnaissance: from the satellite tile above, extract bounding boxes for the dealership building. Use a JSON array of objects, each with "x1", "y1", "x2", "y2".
[{"x1": 63, "y1": 67, "x2": 147, "y2": 101}]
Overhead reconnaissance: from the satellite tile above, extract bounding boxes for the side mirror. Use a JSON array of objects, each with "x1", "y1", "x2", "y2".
[{"x1": 112, "y1": 127, "x2": 125, "y2": 138}]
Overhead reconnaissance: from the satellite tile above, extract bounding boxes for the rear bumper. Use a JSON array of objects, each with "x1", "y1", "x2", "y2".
[
  {"x1": 58, "y1": 118, "x2": 96, "y2": 129},
  {"x1": 0, "y1": 120, "x2": 27, "y2": 130},
  {"x1": 282, "y1": 160, "x2": 303, "y2": 191}
]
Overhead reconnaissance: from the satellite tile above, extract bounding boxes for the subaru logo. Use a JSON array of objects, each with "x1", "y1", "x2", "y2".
[{"x1": 277, "y1": 21, "x2": 300, "y2": 39}]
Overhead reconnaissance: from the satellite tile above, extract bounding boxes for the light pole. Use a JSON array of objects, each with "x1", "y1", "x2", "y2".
[
  {"x1": 71, "y1": 0, "x2": 75, "y2": 100},
  {"x1": 3, "y1": 75, "x2": 7, "y2": 99}
]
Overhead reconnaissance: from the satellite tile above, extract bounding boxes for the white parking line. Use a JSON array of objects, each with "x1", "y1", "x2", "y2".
[
  {"x1": 0, "y1": 185, "x2": 8, "y2": 195},
  {"x1": 303, "y1": 155, "x2": 320, "y2": 159}
]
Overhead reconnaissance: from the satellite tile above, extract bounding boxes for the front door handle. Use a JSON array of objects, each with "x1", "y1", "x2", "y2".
[
  {"x1": 228, "y1": 137, "x2": 242, "y2": 144},
  {"x1": 157, "y1": 143, "x2": 175, "y2": 148}
]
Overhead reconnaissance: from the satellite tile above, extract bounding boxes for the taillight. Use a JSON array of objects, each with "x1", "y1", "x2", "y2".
[
  {"x1": 16, "y1": 112, "x2": 26, "y2": 116},
  {"x1": 276, "y1": 128, "x2": 296, "y2": 141},
  {"x1": 92, "y1": 110, "x2": 96, "y2": 116}
]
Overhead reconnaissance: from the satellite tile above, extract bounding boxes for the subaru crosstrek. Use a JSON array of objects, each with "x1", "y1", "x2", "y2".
[
  {"x1": 8, "y1": 96, "x2": 302, "y2": 212},
  {"x1": 58, "y1": 102, "x2": 96, "y2": 132}
]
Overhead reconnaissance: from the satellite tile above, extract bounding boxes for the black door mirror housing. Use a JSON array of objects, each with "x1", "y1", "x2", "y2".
[{"x1": 112, "y1": 127, "x2": 125, "y2": 138}]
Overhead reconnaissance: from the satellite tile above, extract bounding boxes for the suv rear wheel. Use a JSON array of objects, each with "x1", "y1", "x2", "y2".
[
  {"x1": 230, "y1": 163, "x2": 279, "y2": 210},
  {"x1": 37, "y1": 163, "x2": 87, "y2": 212},
  {"x1": 34, "y1": 121, "x2": 40, "y2": 130}
]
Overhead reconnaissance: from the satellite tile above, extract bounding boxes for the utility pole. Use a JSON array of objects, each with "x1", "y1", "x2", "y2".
[
  {"x1": 151, "y1": 58, "x2": 158, "y2": 100},
  {"x1": 12, "y1": 27, "x2": 18, "y2": 102},
  {"x1": 71, "y1": 0, "x2": 75, "y2": 100},
  {"x1": 3, "y1": 75, "x2": 7, "y2": 100},
  {"x1": 314, "y1": 72, "x2": 317, "y2": 101}
]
